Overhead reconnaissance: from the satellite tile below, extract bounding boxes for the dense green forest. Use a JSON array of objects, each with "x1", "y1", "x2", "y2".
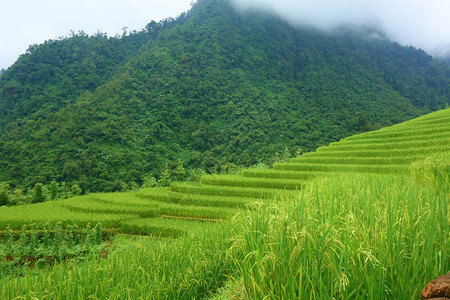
[{"x1": 0, "y1": 0, "x2": 449, "y2": 193}]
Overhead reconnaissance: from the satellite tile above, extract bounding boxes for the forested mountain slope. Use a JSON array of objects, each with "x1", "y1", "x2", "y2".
[{"x1": 0, "y1": 0, "x2": 449, "y2": 192}]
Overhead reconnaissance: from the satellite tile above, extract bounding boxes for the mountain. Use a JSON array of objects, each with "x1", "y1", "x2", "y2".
[{"x1": 0, "y1": 0, "x2": 449, "y2": 192}]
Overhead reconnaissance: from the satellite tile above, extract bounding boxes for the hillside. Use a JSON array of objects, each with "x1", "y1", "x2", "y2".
[
  {"x1": 140, "y1": 107, "x2": 449, "y2": 210},
  {"x1": 0, "y1": 107, "x2": 448, "y2": 299},
  {"x1": 0, "y1": 0, "x2": 449, "y2": 192},
  {"x1": 1, "y1": 107, "x2": 448, "y2": 230}
]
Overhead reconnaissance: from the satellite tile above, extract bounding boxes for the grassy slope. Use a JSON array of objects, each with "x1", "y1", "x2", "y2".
[
  {"x1": 0, "y1": 108, "x2": 448, "y2": 298},
  {"x1": 150, "y1": 107, "x2": 449, "y2": 203}
]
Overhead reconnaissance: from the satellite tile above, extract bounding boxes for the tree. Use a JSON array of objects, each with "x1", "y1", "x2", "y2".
[
  {"x1": 31, "y1": 183, "x2": 46, "y2": 203},
  {"x1": 47, "y1": 180, "x2": 60, "y2": 200},
  {"x1": 159, "y1": 163, "x2": 172, "y2": 187},
  {"x1": 70, "y1": 184, "x2": 82, "y2": 196},
  {"x1": 220, "y1": 162, "x2": 239, "y2": 174},
  {"x1": 173, "y1": 160, "x2": 186, "y2": 182},
  {"x1": 0, "y1": 182, "x2": 10, "y2": 206},
  {"x1": 142, "y1": 175, "x2": 157, "y2": 188}
]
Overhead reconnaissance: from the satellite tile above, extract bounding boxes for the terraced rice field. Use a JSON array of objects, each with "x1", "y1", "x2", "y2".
[
  {"x1": 0, "y1": 109, "x2": 448, "y2": 299},
  {"x1": 140, "y1": 107, "x2": 449, "y2": 214},
  {"x1": 0, "y1": 108, "x2": 448, "y2": 238}
]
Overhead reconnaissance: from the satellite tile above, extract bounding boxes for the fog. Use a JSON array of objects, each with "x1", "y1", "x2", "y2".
[
  {"x1": 231, "y1": 0, "x2": 450, "y2": 57},
  {"x1": 1, "y1": 0, "x2": 449, "y2": 70}
]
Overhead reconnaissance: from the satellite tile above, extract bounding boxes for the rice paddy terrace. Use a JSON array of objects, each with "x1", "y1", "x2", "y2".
[{"x1": 0, "y1": 108, "x2": 449, "y2": 237}]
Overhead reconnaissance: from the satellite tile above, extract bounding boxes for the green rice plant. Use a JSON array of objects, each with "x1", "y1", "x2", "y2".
[
  {"x1": 86, "y1": 192, "x2": 157, "y2": 207},
  {"x1": 170, "y1": 182, "x2": 292, "y2": 199},
  {"x1": 290, "y1": 156, "x2": 420, "y2": 165},
  {"x1": 229, "y1": 173, "x2": 449, "y2": 299},
  {"x1": 296, "y1": 156, "x2": 417, "y2": 165},
  {"x1": 340, "y1": 110, "x2": 450, "y2": 141},
  {"x1": 119, "y1": 217, "x2": 219, "y2": 237},
  {"x1": 139, "y1": 189, "x2": 255, "y2": 208},
  {"x1": 137, "y1": 187, "x2": 176, "y2": 202},
  {"x1": 400, "y1": 112, "x2": 450, "y2": 125},
  {"x1": 0, "y1": 222, "x2": 235, "y2": 299},
  {"x1": 158, "y1": 201, "x2": 239, "y2": 220},
  {"x1": 316, "y1": 137, "x2": 450, "y2": 152},
  {"x1": 242, "y1": 169, "x2": 317, "y2": 180},
  {"x1": 384, "y1": 116, "x2": 450, "y2": 130},
  {"x1": 329, "y1": 131, "x2": 450, "y2": 147},
  {"x1": 138, "y1": 188, "x2": 245, "y2": 219},
  {"x1": 273, "y1": 162, "x2": 407, "y2": 174},
  {"x1": 120, "y1": 218, "x2": 186, "y2": 237},
  {"x1": 342, "y1": 121, "x2": 449, "y2": 142},
  {"x1": 201, "y1": 174, "x2": 306, "y2": 190},
  {"x1": 0, "y1": 222, "x2": 109, "y2": 277},
  {"x1": 209, "y1": 277, "x2": 246, "y2": 300},
  {"x1": 0, "y1": 108, "x2": 447, "y2": 299},
  {"x1": 302, "y1": 146, "x2": 449, "y2": 158},
  {"x1": 0, "y1": 201, "x2": 133, "y2": 230},
  {"x1": 410, "y1": 153, "x2": 450, "y2": 189},
  {"x1": 62, "y1": 197, "x2": 161, "y2": 218}
]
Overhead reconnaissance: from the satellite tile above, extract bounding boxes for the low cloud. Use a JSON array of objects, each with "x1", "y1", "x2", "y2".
[{"x1": 231, "y1": 0, "x2": 450, "y2": 57}]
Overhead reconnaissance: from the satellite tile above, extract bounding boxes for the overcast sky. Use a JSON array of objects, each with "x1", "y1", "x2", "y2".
[
  {"x1": 1, "y1": 0, "x2": 450, "y2": 70},
  {"x1": 0, "y1": 0, "x2": 193, "y2": 70}
]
